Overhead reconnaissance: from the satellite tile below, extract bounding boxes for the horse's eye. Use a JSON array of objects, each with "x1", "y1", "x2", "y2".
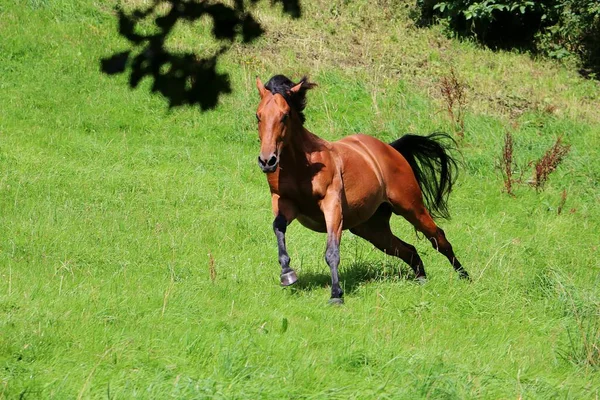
[
  {"x1": 281, "y1": 113, "x2": 289, "y2": 123},
  {"x1": 256, "y1": 113, "x2": 260, "y2": 122}
]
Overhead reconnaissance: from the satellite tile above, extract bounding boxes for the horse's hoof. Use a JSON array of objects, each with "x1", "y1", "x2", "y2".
[
  {"x1": 415, "y1": 276, "x2": 427, "y2": 285},
  {"x1": 328, "y1": 297, "x2": 344, "y2": 306},
  {"x1": 280, "y1": 270, "x2": 298, "y2": 286},
  {"x1": 459, "y1": 270, "x2": 471, "y2": 281}
]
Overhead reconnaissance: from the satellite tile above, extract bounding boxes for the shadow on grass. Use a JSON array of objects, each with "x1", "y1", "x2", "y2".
[
  {"x1": 291, "y1": 260, "x2": 415, "y2": 295},
  {"x1": 100, "y1": 0, "x2": 301, "y2": 111}
]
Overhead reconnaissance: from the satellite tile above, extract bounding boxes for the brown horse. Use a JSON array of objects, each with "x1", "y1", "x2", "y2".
[{"x1": 255, "y1": 75, "x2": 469, "y2": 304}]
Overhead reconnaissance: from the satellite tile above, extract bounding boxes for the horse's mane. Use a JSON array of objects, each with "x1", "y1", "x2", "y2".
[{"x1": 264, "y1": 75, "x2": 316, "y2": 124}]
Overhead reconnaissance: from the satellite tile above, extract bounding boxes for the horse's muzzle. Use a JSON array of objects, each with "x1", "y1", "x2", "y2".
[{"x1": 258, "y1": 154, "x2": 278, "y2": 173}]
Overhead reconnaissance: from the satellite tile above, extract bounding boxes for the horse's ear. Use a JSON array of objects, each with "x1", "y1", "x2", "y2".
[
  {"x1": 289, "y1": 82, "x2": 303, "y2": 94},
  {"x1": 256, "y1": 76, "x2": 268, "y2": 98},
  {"x1": 289, "y1": 77, "x2": 317, "y2": 94}
]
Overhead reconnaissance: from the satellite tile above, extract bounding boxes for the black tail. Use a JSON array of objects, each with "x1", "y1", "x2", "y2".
[{"x1": 389, "y1": 133, "x2": 458, "y2": 220}]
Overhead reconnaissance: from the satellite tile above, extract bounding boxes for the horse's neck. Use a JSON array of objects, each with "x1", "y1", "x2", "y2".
[
  {"x1": 283, "y1": 125, "x2": 326, "y2": 168},
  {"x1": 271, "y1": 124, "x2": 328, "y2": 195}
]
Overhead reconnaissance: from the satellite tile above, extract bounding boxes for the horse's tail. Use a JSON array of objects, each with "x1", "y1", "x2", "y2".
[{"x1": 389, "y1": 133, "x2": 458, "y2": 220}]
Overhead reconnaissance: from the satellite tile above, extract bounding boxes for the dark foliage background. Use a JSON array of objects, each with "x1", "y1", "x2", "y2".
[{"x1": 415, "y1": 0, "x2": 600, "y2": 78}]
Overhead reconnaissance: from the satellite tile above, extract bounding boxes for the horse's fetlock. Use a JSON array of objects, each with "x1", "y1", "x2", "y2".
[
  {"x1": 332, "y1": 286, "x2": 344, "y2": 298},
  {"x1": 279, "y1": 254, "x2": 290, "y2": 267}
]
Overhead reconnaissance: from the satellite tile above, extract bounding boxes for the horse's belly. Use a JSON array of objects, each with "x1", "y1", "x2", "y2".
[
  {"x1": 341, "y1": 199, "x2": 382, "y2": 229},
  {"x1": 295, "y1": 191, "x2": 382, "y2": 232},
  {"x1": 297, "y1": 214, "x2": 327, "y2": 233},
  {"x1": 340, "y1": 165, "x2": 386, "y2": 228},
  {"x1": 293, "y1": 168, "x2": 385, "y2": 232}
]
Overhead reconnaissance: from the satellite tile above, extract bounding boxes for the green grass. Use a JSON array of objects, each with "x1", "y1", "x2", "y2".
[{"x1": 1, "y1": 0, "x2": 600, "y2": 398}]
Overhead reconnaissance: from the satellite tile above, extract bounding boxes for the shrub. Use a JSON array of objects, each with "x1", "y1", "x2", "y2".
[
  {"x1": 537, "y1": 1, "x2": 600, "y2": 76},
  {"x1": 417, "y1": 0, "x2": 547, "y2": 48},
  {"x1": 416, "y1": 0, "x2": 600, "y2": 76}
]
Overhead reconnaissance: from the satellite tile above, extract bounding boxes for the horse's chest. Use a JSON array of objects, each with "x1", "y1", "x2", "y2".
[
  {"x1": 270, "y1": 174, "x2": 324, "y2": 219},
  {"x1": 271, "y1": 174, "x2": 322, "y2": 201},
  {"x1": 283, "y1": 178, "x2": 314, "y2": 198}
]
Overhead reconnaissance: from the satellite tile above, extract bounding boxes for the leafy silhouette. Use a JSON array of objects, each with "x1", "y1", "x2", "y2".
[{"x1": 101, "y1": 0, "x2": 301, "y2": 110}]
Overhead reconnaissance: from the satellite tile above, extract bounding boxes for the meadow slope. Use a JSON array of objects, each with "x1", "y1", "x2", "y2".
[{"x1": 1, "y1": 0, "x2": 599, "y2": 398}]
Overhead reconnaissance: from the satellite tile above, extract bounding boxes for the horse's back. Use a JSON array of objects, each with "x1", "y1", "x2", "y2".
[
  {"x1": 335, "y1": 134, "x2": 413, "y2": 184},
  {"x1": 334, "y1": 134, "x2": 423, "y2": 217},
  {"x1": 337, "y1": 134, "x2": 410, "y2": 171}
]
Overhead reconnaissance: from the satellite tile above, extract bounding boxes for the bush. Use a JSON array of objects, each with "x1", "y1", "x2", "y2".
[
  {"x1": 416, "y1": 0, "x2": 600, "y2": 77},
  {"x1": 537, "y1": 1, "x2": 600, "y2": 76}
]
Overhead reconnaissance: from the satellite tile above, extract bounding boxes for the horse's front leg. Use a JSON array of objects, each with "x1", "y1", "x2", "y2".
[
  {"x1": 272, "y1": 195, "x2": 298, "y2": 286},
  {"x1": 321, "y1": 193, "x2": 344, "y2": 304}
]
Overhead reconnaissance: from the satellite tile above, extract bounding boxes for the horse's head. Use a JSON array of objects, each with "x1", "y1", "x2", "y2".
[{"x1": 255, "y1": 75, "x2": 315, "y2": 173}]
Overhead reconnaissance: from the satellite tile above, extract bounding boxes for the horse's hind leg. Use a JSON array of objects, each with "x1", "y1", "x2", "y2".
[
  {"x1": 399, "y1": 205, "x2": 470, "y2": 279},
  {"x1": 350, "y1": 204, "x2": 426, "y2": 280}
]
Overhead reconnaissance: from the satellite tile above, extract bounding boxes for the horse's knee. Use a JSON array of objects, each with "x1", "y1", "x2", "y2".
[
  {"x1": 325, "y1": 245, "x2": 340, "y2": 268},
  {"x1": 428, "y1": 235, "x2": 439, "y2": 251},
  {"x1": 403, "y1": 242, "x2": 418, "y2": 254},
  {"x1": 273, "y1": 214, "x2": 287, "y2": 234},
  {"x1": 428, "y1": 228, "x2": 447, "y2": 249}
]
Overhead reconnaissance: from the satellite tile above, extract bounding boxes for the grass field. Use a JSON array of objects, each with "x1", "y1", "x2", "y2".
[{"x1": 1, "y1": 0, "x2": 599, "y2": 398}]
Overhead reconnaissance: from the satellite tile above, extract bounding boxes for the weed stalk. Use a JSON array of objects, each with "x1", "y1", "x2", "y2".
[
  {"x1": 531, "y1": 136, "x2": 571, "y2": 191},
  {"x1": 440, "y1": 67, "x2": 467, "y2": 139},
  {"x1": 501, "y1": 132, "x2": 515, "y2": 196},
  {"x1": 557, "y1": 189, "x2": 567, "y2": 215},
  {"x1": 209, "y1": 252, "x2": 216, "y2": 282}
]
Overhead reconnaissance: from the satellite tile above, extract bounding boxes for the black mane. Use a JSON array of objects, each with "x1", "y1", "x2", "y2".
[{"x1": 264, "y1": 75, "x2": 316, "y2": 124}]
